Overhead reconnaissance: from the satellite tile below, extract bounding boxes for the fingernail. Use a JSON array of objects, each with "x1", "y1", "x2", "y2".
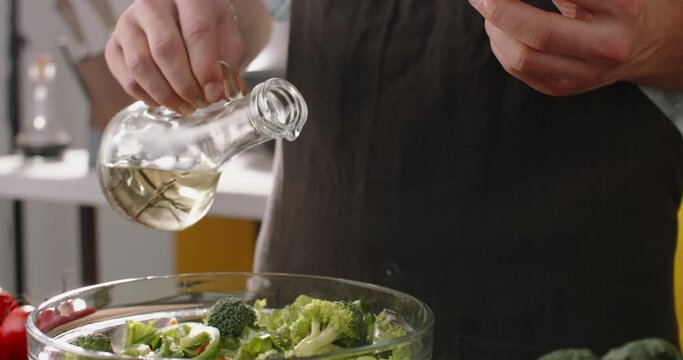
[
  {"x1": 204, "y1": 82, "x2": 224, "y2": 103},
  {"x1": 178, "y1": 104, "x2": 195, "y2": 115},
  {"x1": 469, "y1": 0, "x2": 484, "y2": 10}
]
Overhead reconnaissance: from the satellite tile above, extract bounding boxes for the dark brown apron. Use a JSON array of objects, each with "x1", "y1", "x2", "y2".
[{"x1": 255, "y1": 1, "x2": 683, "y2": 358}]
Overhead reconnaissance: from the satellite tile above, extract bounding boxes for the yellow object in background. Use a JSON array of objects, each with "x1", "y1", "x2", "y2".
[
  {"x1": 676, "y1": 206, "x2": 683, "y2": 347},
  {"x1": 176, "y1": 217, "x2": 258, "y2": 274}
]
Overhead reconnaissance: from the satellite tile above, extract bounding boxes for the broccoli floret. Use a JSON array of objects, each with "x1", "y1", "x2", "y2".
[
  {"x1": 538, "y1": 348, "x2": 599, "y2": 360},
  {"x1": 74, "y1": 334, "x2": 114, "y2": 353},
  {"x1": 353, "y1": 299, "x2": 376, "y2": 344},
  {"x1": 602, "y1": 338, "x2": 682, "y2": 360},
  {"x1": 206, "y1": 297, "x2": 257, "y2": 337},
  {"x1": 288, "y1": 300, "x2": 368, "y2": 357},
  {"x1": 373, "y1": 310, "x2": 410, "y2": 359},
  {"x1": 373, "y1": 310, "x2": 406, "y2": 343},
  {"x1": 256, "y1": 295, "x2": 314, "y2": 333}
]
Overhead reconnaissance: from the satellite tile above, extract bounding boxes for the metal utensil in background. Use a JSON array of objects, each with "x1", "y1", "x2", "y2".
[{"x1": 87, "y1": 0, "x2": 117, "y2": 32}]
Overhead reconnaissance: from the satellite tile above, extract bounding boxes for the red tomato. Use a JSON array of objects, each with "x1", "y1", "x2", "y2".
[
  {"x1": 0, "y1": 329, "x2": 7, "y2": 360},
  {"x1": 0, "y1": 305, "x2": 35, "y2": 360},
  {"x1": 64, "y1": 306, "x2": 97, "y2": 324},
  {"x1": 34, "y1": 307, "x2": 59, "y2": 332},
  {"x1": 0, "y1": 288, "x2": 17, "y2": 324},
  {"x1": 34, "y1": 300, "x2": 97, "y2": 333},
  {"x1": 55, "y1": 300, "x2": 75, "y2": 318}
]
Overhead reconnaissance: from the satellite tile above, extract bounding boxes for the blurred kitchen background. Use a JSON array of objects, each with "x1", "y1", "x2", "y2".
[
  {"x1": 0, "y1": 0, "x2": 292, "y2": 302},
  {"x1": 0, "y1": 0, "x2": 682, "y2": 307}
]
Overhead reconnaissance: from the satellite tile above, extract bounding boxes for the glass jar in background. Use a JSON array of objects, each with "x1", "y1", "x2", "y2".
[{"x1": 15, "y1": 54, "x2": 71, "y2": 158}]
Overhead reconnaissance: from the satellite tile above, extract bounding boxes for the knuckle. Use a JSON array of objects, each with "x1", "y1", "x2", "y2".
[
  {"x1": 177, "y1": 83, "x2": 201, "y2": 100},
  {"x1": 120, "y1": 5, "x2": 135, "y2": 21},
  {"x1": 530, "y1": 27, "x2": 555, "y2": 51},
  {"x1": 592, "y1": 38, "x2": 631, "y2": 64},
  {"x1": 134, "y1": 0, "x2": 156, "y2": 10},
  {"x1": 126, "y1": 52, "x2": 153, "y2": 76},
  {"x1": 510, "y1": 47, "x2": 532, "y2": 73},
  {"x1": 548, "y1": 79, "x2": 575, "y2": 96},
  {"x1": 104, "y1": 40, "x2": 117, "y2": 60},
  {"x1": 580, "y1": 67, "x2": 603, "y2": 85},
  {"x1": 149, "y1": 36, "x2": 179, "y2": 58},
  {"x1": 543, "y1": 88, "x2": 571, "y2": 97},
  {"x1": 544, "y1": 75, "x2": 598, "y2": 97},
  {"x1": 194, "y1": 65, "x2": 220, "y2": 84},
  {"x1": 112, "y1": 12, "x2": 135, "y2": 42},
  {"x1": 540, "y1": 82, "x2": 574, "y2": 97},
  {"x1": 111, "y1": 23, "x2": 125, "y2": 42},
  {"x1": 613, "y1": 40, "x2": 633, "y2": 64},
  {"x1": 123, "y1": 80, "x2": 142, "y2": 96},
  {"x1": 619, "y1": 0, "x2": 643, "y2": 19},
  {"x1": 231, "y1": 39, "x2": 246, "y2": 60},
  {"x1": 486, "y1": 2, "x2": 504, "y2": 24},
  {"x1": 183, "y1": 20, "x2": 215, "y2": 43}
]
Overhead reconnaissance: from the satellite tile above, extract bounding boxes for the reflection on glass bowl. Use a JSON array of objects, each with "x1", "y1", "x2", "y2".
[{"x1": 27, "y1": 273, "x2": 434, "y2": 360}]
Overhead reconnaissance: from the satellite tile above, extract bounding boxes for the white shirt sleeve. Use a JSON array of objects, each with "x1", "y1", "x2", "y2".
[{"x1": 641, "y1": 87, "x2": 683, "y2": 134}]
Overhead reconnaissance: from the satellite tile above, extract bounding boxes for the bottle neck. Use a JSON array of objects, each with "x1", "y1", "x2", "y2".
[
  {"x1": 249, "y1": 78, "x2": 308, "y2": 142},
  {"x1": 121, "y1": 78, "x2": 308, "y2": 171},
  {"x1": 215, "y1": 78, "x2": 308, "y2": 167},
  {"x1": 144, "y1": 78, "x2": 308, "y2": 140}
]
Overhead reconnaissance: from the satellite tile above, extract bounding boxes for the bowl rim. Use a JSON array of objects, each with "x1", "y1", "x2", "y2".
[{"x1": 27, "y1": 272, "x2": 435, "y2": 359}]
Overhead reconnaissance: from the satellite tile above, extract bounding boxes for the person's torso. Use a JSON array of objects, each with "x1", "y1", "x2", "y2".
[{"x1": 255, "y1": 1, "x2": 683, "y2": 358}]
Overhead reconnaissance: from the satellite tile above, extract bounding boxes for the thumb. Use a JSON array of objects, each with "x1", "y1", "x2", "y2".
[{"x1": 217, "y1": 4, "x2": 246, "y2": 70}]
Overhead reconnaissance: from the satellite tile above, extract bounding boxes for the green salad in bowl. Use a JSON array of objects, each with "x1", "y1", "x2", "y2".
[{"x1": 26, "y1": 273, "x2": 434, "y2": 360}]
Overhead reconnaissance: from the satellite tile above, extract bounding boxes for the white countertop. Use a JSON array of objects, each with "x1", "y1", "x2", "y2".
[{"x1": 0, "y1": 148, "x2": 274, "y2": 220}]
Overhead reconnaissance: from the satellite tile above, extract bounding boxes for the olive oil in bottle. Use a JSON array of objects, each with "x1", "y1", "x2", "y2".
[
  {"x1": 98, "y1": 77, "x2": 308, "y2": 231},
  {"x1": 99, "y1": 165, "x2": 221, "y2": 231}
]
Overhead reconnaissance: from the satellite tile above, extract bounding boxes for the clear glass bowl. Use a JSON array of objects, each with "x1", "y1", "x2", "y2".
[{"x1": 27, "y1": 273, "x2": 434, "y2": 359}]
